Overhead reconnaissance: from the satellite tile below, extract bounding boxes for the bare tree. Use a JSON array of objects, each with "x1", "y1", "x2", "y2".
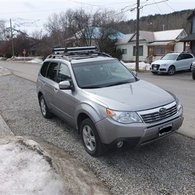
[
  {"x1": 44, "y1": 8, "x2": 124, "y2": 57},
  {"x1": 0, "y1": 20, "x2": 6, "y2": 41}
]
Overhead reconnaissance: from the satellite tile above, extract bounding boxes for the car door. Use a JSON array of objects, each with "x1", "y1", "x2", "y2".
[
  {"x1": 182, "y1": 53, "x2": 194, "y2": 70},
  {"x1": 175, "y1": 54, "x2": 186, "y2": 71},
  {"x1": 52, "y1": 62, "x2": 78, "y2": 124},
  {"x1": 43, "y1": 61, "x2": 60, "y2": 109}
]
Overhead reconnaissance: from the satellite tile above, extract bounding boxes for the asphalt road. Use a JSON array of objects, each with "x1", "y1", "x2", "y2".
[{"x1": 0, "y1": 61, "x2": 195, "y2": 194}]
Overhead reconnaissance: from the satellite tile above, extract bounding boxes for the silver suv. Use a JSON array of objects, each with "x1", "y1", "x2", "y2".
[{"x1": 37, "y1": 47, "x2": 183, "y2": 156}]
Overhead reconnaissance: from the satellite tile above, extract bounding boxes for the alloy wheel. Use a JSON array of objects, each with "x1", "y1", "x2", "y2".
[{"x1": 82, "y1": 125, "x2": 96, "y2": 152}]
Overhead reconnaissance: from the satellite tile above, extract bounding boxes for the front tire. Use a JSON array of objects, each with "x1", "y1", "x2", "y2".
[
  {"x1": 80, "y1": 118, "x2": 104, "y2": 157},
  {"x1": 168, "y1": 65, "x2": 175, "y2": 75},
  {"x1": 39, "y1": 95, "x2": 53, "y2": 118}
]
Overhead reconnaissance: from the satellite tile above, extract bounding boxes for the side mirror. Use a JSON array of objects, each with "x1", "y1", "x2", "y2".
[{"x1": 59, "y1": 80, "x2": 73, "y2": 90}]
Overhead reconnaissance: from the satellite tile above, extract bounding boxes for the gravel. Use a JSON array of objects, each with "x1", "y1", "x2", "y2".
[{"x1": 0, "y1": 74, "x2": 195, "y2": 195}]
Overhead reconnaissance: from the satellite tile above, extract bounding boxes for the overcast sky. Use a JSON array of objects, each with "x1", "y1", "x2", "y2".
[{"x1": 1, "y1": 0, "x2": 195, "y2": 35}]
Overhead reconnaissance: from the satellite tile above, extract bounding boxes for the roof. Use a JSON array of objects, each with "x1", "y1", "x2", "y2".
[
  {"x1": 116, "y1": 33, "x2": 134, "y2": 45},
  {"x1": 154, "y1": 29, "x2": 185, "y2": 41},
  {"x1": 116, "y1": 29, "x2": 186, "y2": 45},
  {"x1": 131, "y1": 31, "x2": 154, "y2": 42},
  {"x1": 148, "y1": 41, "x2": 174, "y2": 46},
  {"x1": 180, "y1": 33, "x2": 195, "y2": 41}
]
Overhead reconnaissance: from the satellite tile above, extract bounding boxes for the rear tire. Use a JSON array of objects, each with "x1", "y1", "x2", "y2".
[
  {"x1": 39, "y1": 95, "x2": 53, "y2": 118},
  {"x1": 80, "y1": 118, "x2": 104, "y2": 157},
  {"x1": 192, "y1": 70, "x2": 195, "y2": 80},
  {"x1": 168, "y1": 65, "x2": 175, "y2": 75},
  {"x1": 189, "y1": 64, "x2": 193, "y2": 72}
]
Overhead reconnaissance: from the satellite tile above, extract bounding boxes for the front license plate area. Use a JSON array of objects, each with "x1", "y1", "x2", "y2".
[
  {"x1": 153, "y1": 67, "x2": 157, "y2": 70},
  {"x1": 159, "y1": 124, "x2": 172, "y2": 136}
]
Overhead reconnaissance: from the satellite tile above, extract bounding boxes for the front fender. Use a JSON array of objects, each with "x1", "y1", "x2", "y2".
[{"x1": 74, "y1": 102, "x2": 106, "y2": 130}]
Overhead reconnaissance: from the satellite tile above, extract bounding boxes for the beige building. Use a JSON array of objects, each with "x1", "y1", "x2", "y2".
[{"x1": 116, "y1": 29, "x2": 187, "y2": 62}]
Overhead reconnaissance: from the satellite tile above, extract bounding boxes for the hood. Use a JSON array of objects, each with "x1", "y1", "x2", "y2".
[
  {"x1": 152, "y1": 60, "x2": 175, "y2": 65},
  {"x1": 84, "y1": 80, "x2": 175, "y2": 111}
]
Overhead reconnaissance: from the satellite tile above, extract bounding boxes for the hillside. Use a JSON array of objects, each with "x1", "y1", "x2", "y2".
[{"x1": 117, "y1": 9, "x2": 194, "y2": 34}]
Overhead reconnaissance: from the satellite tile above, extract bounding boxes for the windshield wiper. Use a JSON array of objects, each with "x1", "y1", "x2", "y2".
[
  {"x1": 81, "y1": 85, "x2": 102, "y2": 89},
  {"x1": 105, "y1": 80, "x2": 132, "y2": 87}
]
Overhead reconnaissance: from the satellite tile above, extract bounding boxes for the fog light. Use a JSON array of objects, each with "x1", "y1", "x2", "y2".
[{"x1": 116, "y1": 141, "x2": 124, "y2": 148}]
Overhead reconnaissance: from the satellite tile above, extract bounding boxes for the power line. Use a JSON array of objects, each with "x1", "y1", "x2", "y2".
[
  {"x1": 165, "y1": 1, "x2": 175, "y2": 12},
  {"x1": 140, "y1": 0, "x2": 169, "y2": 9},
  {"x1": 153, "y1": 0, "x2": 163, "y2": 14}
]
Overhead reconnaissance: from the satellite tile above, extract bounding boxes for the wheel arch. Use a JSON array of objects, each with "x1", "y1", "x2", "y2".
[
  {"x1": 75, "y1": 103, "x2": 102, "y2": 133},
  {"x1": 38, "y1": 91, "x2": 43, "y2": 100}
]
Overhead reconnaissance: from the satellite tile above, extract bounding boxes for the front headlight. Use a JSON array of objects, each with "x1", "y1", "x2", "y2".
[
  {"x1": 176, "y1": 98, "x2": 183, "y2": 116},
  {"x1": 106, "y1": 109, "x2": 142, "y2": 124}
]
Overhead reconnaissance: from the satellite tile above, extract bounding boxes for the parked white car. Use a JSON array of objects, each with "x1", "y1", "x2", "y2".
[{"x1": 151, "y1": 52, "x2": 195, "y2": 75}]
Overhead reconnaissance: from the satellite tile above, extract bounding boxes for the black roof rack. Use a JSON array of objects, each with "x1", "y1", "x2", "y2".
[
  {"x1": 52, "y1": 46, "x2": 97, "y2": 54},
  {"x1": 50, "y1": 46, "x2": 111, "y2": 60}
]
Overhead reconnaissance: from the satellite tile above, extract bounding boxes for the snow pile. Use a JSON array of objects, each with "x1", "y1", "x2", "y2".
[
  {"x1": 0, "y1": 137, "x2": 65, "y2": 195},
  {"x1": 121, "y1": 61, "x2": 151, "y2": 71},
  {"x1": 28, "y1": 58, "x2": 43, "y2": 64}
]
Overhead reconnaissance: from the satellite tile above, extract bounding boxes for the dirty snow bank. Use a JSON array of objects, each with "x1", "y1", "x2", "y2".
[
  {"x1": 27, "y1": 58, "x2": 43, "y2": 64},
  {"x1": 0, "y1": 136, "x2": 65, "y2": 195},
  {"x1": 121, "y1": 61, "x2": 151, "y2": 71}
]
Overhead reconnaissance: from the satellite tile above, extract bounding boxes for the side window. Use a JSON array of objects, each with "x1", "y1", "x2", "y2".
[
  {"x1": 46, "y1": 62, "x2": 59, "y2": 82},
  {"x1": 40, "y1": 61, "x2": 49, "y2": 77},
  {"x1": 57, "y1": 63, "x2": 71, "y2": 83},
  {"x1": 184, "y1": 54, "x2": 193, "y2": 59},
  {"x1": 177, "y1": 54, "x2": 185, "y2": 61}
]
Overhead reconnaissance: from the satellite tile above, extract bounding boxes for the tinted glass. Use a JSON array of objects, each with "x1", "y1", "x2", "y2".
[
  {"x1": 46, "y1": 62, "x2": 58, "y2": 81},
  {"x1": 184, "y1": 54, "x2": 193, "y2": 59},
  {"x1": 57, "y1": 63, "x2": 71, "y2": 83},
  {"x1": 40, "y1": 61, "x2": 49, "y2": 77},
  {"x1": 72, "y1": 60, "x2": 136, "y2": 88}
]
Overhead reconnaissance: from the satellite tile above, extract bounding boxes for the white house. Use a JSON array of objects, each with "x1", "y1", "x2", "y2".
[{"x1": 116, "y1": 29, "x2": 187, "y2": 62}]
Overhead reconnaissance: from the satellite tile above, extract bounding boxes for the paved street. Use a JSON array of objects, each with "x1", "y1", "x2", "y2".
[
  {"x1": 138, "y1": 71, "x2": 195, "y2": 139},
  {"x1": 0, "y1": 61, "x2": 194, "y2": 194}
]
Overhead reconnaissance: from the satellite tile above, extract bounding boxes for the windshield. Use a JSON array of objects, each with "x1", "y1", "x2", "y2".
[
  {"x1": 161, "y1": 53, "x2": 178, "y2": 60},
  {"x1": 72, "y1": 59, "x2": 136, "y2": 89}
]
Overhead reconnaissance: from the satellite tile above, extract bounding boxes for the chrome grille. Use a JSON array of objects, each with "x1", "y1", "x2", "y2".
[
  {"x1": 152, "y1": 64, "x2": 160, "y2": 70},
  {"x1": 139, "y1": 102, "x2": 177, "y2": 124}
]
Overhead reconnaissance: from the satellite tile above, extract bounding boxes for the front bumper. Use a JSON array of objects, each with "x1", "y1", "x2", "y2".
[
  {"x1": 151, "y1": 64, "x2": 169, "y2": 73},
  {"x1": 95, "y1": 114, "x2": 183, "y2": 146}
]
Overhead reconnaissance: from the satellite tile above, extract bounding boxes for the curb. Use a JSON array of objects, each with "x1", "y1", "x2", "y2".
[{"x1": 0, "y1": 114, "x2": 14, "y2": 136}]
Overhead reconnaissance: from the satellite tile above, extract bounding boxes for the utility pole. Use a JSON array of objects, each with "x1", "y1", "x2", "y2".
[
  {"x1": 162, "y1": 24, "x2": 165, "y2": 31},
  {"x1": 135, "y1": 0, "x2": 140, "y2": 72},
  {"x1": 10, "y1": 18, "x2": 15, "y2": 57}
]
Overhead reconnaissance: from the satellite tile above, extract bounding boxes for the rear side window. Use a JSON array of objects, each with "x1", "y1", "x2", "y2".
[
  {"x1": 46, "y1": 62, "x2": 59, "y2": 82},
  {"x1": 184, "y1": 54, "x2": 193, "y2": 59},
  {"x1": 40, "y1": 61, "x2": 49, "y2": 77},
  {"x1": 178, "y1": 53, "x2": 193, "y2": 60}
]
